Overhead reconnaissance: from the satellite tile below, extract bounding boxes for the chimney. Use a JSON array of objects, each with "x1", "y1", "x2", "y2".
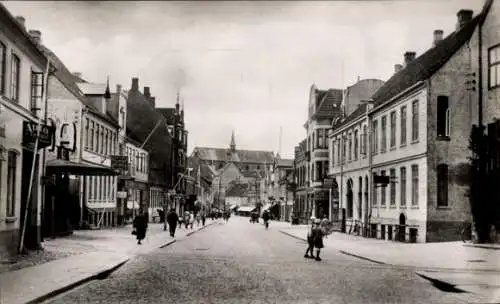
[
  {"x1": 394, "y1": 64, "x2": 403, "y2": 73},
  {"x1": 131, "y1": 77, "x2": 139, "y2": 91},
  {"x1": 28, "y1": 29, "x2": 41, "y2": 44},
  {"x1": 116, "y1": 84, "x2": 122, "y2": 95},
  {"x1": 433, "y1": 30, "x2": 444, "y2": 47},
  {"x1": 143, "y1": 86, "x2": 150, "y2": 97},
  {"x1": 149, "y1": 97, "x2": 156, "y2": 108},
  {"x1": 404, "y1": 51, "x2": 416, "y2": 66},
  {"x1": 15, "y1": 16, "x2": 25, "y2": 29},
  {"x1": 73, "y1": 72, "x2": 82, "y2": 79},
  {"x1": 456, "y1": 9, "x2": 473, "y2": 30}
]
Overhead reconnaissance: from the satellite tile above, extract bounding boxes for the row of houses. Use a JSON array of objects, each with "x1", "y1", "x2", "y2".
[
  {"x1": 188, "y1": 132, "x2": 295, "y2": 220},
  {"x1": 0, "y1": 4, "x2": 192, "y2": 258},
  {"x1": 293, "y1": 0, "x2": 500, "y2": 243}
]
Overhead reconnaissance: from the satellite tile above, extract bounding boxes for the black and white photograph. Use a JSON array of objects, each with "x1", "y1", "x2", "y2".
[{"x1": 0, "y1": 0, "x2": 499, "y2": 303}]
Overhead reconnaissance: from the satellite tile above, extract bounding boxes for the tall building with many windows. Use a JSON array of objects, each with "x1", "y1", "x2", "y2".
[{"x1": 329, "y1": 8, "x2": 484, "y2": 242}]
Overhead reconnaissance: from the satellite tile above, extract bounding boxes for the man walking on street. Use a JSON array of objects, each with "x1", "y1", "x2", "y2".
[{"x1": 166, "y1": 209, "x2": 179, "y2": 238}]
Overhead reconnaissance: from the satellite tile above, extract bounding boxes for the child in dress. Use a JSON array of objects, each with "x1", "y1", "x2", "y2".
[{"x1": 305, "y1": 217, "x2": 316, "y2": 259}]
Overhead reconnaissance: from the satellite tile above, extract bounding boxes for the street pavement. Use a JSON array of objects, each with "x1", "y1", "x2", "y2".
[
  {"x1": 278, "y1": 222, "x2": 500, "y2": 303},
  {"x1": 44, "y1": 216, "x2": 483, "y2": 304},
  {"x1": 0, "y1": 219, "x2": 218, "y2": 304}
]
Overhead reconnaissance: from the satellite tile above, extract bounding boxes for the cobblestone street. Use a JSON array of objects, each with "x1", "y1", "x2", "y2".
[{"x1": 45, "y1": 217, "x2": 478, "y2": 304}]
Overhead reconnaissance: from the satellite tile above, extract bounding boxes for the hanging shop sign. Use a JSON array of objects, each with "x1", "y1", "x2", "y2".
[{"x1": 22, "y1": 121, "x2": 55, "y2": 150}]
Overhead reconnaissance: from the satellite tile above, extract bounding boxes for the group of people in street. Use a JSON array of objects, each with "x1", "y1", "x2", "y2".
[
  {"x1": 305, "y1": 215, "x2": 332, "y2": 261},
  {"x1": 132, "y1": 208, "x2": 210, "y2": 245}
]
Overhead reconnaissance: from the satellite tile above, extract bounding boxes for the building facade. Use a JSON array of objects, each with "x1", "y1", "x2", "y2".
[
  {"x1": 329, "y1": 8, "x2": 484, "y2": 243},
  {"x1": 304, "y1": 86, "x2": 343, "y2": 219},
  {"x1": 0, "y1": 8, "x2": 50, "y2": 257},
  {"x1": 328, "y1": 104, "x2": 371, "y2": 233},
  {"x1": 293, "y1": 139, "x2": 308, "y2": 223}
]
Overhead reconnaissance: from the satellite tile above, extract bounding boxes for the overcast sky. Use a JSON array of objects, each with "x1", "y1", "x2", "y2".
[{"x1": 4, "y1": 0, "x2": 484, "y2": 159}]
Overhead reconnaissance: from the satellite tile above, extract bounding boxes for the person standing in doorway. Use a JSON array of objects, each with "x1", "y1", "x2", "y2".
[{"x1": 166, "y1": 209, "x2": 179, "y2": 238}]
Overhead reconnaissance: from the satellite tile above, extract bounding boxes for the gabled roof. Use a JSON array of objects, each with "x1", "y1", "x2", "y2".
[
  {"x1": 241, "y1": 169, "x2": 263, "y2": 179},
  {"x1": 193, "y1": 147, "x2": 275, "y2": 163},
  {"x1": 313, "y1": 89, "x2": 343, "y2": 119},
  {"x1": 225, "y1": 183, "x2": 248, "y2": 197},
  {"x1": 40, "y1": 45, "x2": 119, "y2": 128},
  {"x1": 371, "y1": 15, "x2": 481, "y2": 105},
  {"x1": 77, "y1": 83, "x2": 108, "y2": 95},
  {"x1": 333, "y1": 103, "x2": 368, "y2": 131},
  {"x1": 277, "y1": 159, "x2": 294, "y2": 168},
  {"x1": 157, "y1": 108, "x2": 176, "y2": 125}
]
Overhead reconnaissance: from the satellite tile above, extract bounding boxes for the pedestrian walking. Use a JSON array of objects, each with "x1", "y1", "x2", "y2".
[
  {"x1": 320, "y1": 215, "x2": 330, "y2": 239},
  {"x1": 189, "y1": 212, "x2": 195, "y2": 229},
  {"x1": 166, "y1": 209, "x2": 179, "y2": 237},
  {"x1": 310, "y1": 218, "x2": 324, "y2": 261},
  {"x1": 305, "y1": 216, "x2": 316, "y2": 259},
  {"x1": 132, "y1": 210, "x2": 148, "y2": 245},
  {"x1": 262, "y1": 210, "x2": 270, "y2": 230},
  {"x1": 201, "y1": 212, "x2": 206, "y2": 226},
  {"x1": 196, "y1": 213, "x2": 201, "y2": 227}
]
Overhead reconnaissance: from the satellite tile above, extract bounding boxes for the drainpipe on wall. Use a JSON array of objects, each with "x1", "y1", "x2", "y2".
[{"x1": 365, "y1": 99, "x2": 375, "y2": 238}]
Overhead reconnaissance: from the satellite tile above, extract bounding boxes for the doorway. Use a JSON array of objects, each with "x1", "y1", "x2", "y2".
[
  {"x1": 20, "y1": 149, "x2": 39, "y2": 250},
  {"x1": 346, "y1": 179, "x2": 353, "y2": 218},
  {"x1": 398, "y1": 213, "x2": 406, "y2": 242}
]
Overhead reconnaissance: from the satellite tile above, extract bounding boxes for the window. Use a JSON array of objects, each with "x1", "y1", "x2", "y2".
[
  {"x1": 0, "y1": 42, "x2": 5, "y2": 94},
  {"x1": 390, "y1": 168, "x2": 396, "y2": 206},
  {"x1": 331, "y1": 140, "x2": 335, "y2": 166},
  {"x1": 381, "y1": 116, "x2": 387, "y2": 153},
  {"x1": 85, "y1": 119, "x2": 90, "y2": 149},
  {"x1": 354, "y1": 130, "x2": 358, "y2": 160},
  {"x1": 437, "y1": 164, "x2": 448, "y2": 207},
  {"x1": 488, "y1": 45, "x2": 500, "y2": 88},
  {"x1": 437, "y1": 96, "x2": 450, "y2": 138},
  {"x1": 30, "y1": 71, "x2": 44, "y2": 115},
  {"x1": 362, "y1": 125, "x2": 367, "y2": 156},
  {"x1": 103, "y1": 177, "x2": 107, "y2": 201},
  {"x1": 348, "y1": 133, "x2": 352, "y2": 161},
  {"x1": 390, "y1": 111, "x2": 396, "y2": 148},
  {"x1": 104, "y1": 129, "x2": 110, "y2": 155},
  {"x1": 100, "y1": 126, "x2": 104, "y2": 154},
  {"x1": 93, "y1": 176, "x2": 98, "y2": 200},
  {"x1": 94, "y1": 123, "x2": 99, "y2": 152},
  {"x1": 412, "y1": 100, "x2": 419, "y2": 141},
  {"x1": 6, "y1": 151, "x2": 17, "y2": 217},
  {"x1": 312, "y1": 133, "x2": 315, "y2": 151},
  {"x1": 411, "y1": 165, "x2": 419, "y2": 206},
  {"x1": 400, "y1": 106, "x2": 407, "y2": 145},
  {"x1": 337, "y1": 139, "x2": 341, "y2": 164},
  {"x1": 373, "y1": 172, "x2": 378, "y2": 206},
  {"x1": 400, "y1": 167, "x2": 406, "y2": 207},
  {"x1": 10, "y1": 54, "x2": 20, "y2": 101},
  {"x1": 380, "y1": 170, "x2": 386, "y2": 206},
  {"x1": 342, "y1": 136, "x2": 346, "y2": 163},
  {"x1": 89, "y1": 121, "x2": 94, "y2": 151},
  {"x1": 372, "y1": 120, "x2": 378, "y2": 154},
  {"x1": 317, "y1": 129, "x2": 325, "y2": 148}
]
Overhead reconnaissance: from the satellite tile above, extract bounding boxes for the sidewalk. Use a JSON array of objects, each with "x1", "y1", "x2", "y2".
[
  {"x1": 280, "y1": 226, "x2": 500, "y2": 303},
  {"x1": 0, "y1": 219, "x2": 219, "y2": 304}
]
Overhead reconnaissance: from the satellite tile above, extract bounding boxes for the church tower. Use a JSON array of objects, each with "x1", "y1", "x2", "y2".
[{"x1": 230, "y1": 130, "x2": 236, "y2": 152}]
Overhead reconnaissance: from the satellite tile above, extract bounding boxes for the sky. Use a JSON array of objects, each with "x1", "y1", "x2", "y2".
[{"x1": 4, "y1": 0, "x2": 484, "y2": 159}]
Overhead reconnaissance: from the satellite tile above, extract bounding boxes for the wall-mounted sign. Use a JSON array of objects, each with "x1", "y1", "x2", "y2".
[
  {"x1": 117, "y1": 191, "x2": 128, "y2": 199},
  {"x1": 22, "y1": 121, "x2": 55, "y2": 150},
  {"x1": 111, "y1": 155, "x2": 128, "y2": 171}
]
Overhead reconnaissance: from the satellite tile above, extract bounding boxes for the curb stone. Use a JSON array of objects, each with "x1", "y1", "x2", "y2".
[
  {"x1": 24, "y1": 221, "x2": 220, "y2": 304},
  {"x1": 25, "y1": 258, "x2": 129, "y2": 304}
]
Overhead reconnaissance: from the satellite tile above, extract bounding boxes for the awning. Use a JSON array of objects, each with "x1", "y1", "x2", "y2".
[
  {"x1": 237, "y1": 206, "x2": 256, "y2": 212},
  {"x1": 46, "y1": 159, "x2": 119, "y2": 176}
]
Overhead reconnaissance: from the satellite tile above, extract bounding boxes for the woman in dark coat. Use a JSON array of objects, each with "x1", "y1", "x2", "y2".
[{"x1": 133, "y1": 211, "x2": 148, "y2": 245}]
